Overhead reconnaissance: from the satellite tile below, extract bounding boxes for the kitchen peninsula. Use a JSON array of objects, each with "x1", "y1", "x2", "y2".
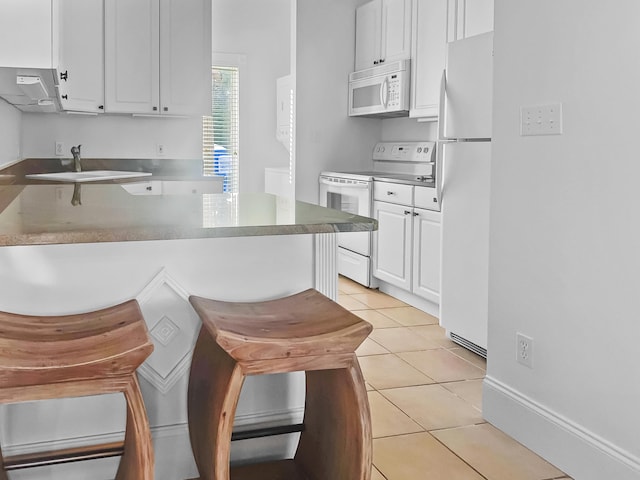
[{"x1": 0, "y1": 163, "x2": 376, "y2": 480}]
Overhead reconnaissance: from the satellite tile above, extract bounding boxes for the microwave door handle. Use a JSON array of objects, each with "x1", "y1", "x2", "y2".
[
  {"x1": 438, "y1": 69, "x2": 451, "y2": 141},
  {"x1": 380, "y1": 78, "x2": 389, "y2": 108}
]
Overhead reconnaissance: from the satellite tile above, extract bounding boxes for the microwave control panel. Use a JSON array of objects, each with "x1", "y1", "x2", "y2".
[{"x1": 387, "y1": 75, "x2": 402, "y2": 108}]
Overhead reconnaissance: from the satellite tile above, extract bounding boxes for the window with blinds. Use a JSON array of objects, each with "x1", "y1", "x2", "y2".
[{"x1": 203, "y1": 65, "x2": 239, "y2": 193}]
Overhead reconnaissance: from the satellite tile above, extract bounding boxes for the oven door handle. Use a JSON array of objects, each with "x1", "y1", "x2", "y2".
[{"x1": 319, "y1": 178, "x2": 370, "y2": 189}]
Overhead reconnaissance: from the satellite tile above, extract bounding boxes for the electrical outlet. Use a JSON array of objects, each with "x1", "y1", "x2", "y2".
[
  {"x1": 55, "y1": 141, "x2": 65, "y2": 156},
  {"x1": 520, "y1": 103, "x2": 563, "y2": 136},
  {"x1": 516, "y1": 333, "x2": 534, "y2": 368},
  {"x1": 156, "y1": 144, "x2": 165, "y2": 156}
]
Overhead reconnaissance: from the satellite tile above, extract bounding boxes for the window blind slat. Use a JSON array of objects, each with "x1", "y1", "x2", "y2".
[{"x1": 203, "y1": 65, "x2": 239, "y2": 193}]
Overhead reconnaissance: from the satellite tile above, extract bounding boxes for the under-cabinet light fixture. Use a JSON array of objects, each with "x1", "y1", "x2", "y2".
[{"x1": 16, "y1": 75, "x2": 48, "y2": 100}]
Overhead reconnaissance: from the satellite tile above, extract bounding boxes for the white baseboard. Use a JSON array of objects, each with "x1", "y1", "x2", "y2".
[{"x1": 483, "y1": 376, "x2": 640, "y2": 480}]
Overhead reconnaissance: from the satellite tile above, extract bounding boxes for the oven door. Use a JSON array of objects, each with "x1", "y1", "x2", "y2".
[{"x1": 319, "y1": 176, "x2": 372, "y2": 256}]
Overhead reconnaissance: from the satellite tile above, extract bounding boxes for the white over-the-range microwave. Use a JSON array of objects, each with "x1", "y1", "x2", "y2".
[{"x1": 348, "y1": 59, "x2": 410, "y2": 118}]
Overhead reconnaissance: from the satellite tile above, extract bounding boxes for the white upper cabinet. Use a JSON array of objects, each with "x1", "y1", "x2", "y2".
[
  {"x1": 448, "y1": 0, "x2": 494, "y2": 41},
  {"x1": 0, "y1": 0, "x2": 104, "y2": 113},
  {"x1": 409, "y1": 0, "x2": 493, "y2": 119},
  {"x1": 354, "y1": 0, "x2": 411, "y2": 71},
  {"x1": 0, "y1": 0, "x2": 55, "y2": 69},
  {"x1": 104, "y1": 0, "x2": 158, "y2": 114},
  {"x1": 409, "y1": 0, "x2": 447, "y2": 119},
  {"x1": 159, "y1": 0, "x2": 211, "y2": 115},
  {"x1": 105, "y1": 0, "x2": 211, "y2": 116},
  {"x1": 57, "y1": 0, "x2": 104, "y2": 113}
]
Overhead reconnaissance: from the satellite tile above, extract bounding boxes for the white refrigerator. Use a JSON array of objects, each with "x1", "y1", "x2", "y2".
[{"x1": 438, "y1": 32, "x2": 493, "y2": 357}]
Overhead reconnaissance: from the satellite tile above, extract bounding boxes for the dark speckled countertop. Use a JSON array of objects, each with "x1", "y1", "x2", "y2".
[{"x1": 0, "y1": 159, "x2": 376, "y2": 246}]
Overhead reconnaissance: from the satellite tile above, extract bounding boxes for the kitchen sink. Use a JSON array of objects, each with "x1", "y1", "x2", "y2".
[{"x1": 26, "y1": 171, "x2": 152, "y2": 182}]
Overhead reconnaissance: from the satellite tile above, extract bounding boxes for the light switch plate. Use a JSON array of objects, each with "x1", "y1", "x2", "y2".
[{"x1": 520, "y1": 103, "x2": 563, "y2": 136}]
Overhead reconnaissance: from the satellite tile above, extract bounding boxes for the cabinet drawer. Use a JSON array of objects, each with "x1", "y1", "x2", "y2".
[
  {"x1": 414, "y1": 185, "x2": 439, "y2": 210},
  {"x1": 374, "y1": 181, "x2": 413, "y2": 205}
]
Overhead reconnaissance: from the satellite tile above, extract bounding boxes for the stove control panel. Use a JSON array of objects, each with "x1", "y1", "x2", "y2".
[{"x1": 372, "y1": 142, "x2": 435, "y2": 162}]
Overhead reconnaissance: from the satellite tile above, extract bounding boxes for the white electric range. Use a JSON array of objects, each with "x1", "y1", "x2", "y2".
[{"x1": 319, "y1": 141, "x2": 439, "y2": 287}]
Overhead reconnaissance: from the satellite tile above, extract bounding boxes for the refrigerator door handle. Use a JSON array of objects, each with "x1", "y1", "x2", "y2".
[
  {"x1": 438, "y1": 69, "x2": 452, "y2": 141},
  {"x1": 436, "y1": 142, "x2": 445, "y2": 203}
]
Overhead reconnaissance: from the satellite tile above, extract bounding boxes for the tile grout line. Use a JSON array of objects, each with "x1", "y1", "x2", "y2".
[{"x1": 342, "y1": 279, "x2": 570, "y2": 480}]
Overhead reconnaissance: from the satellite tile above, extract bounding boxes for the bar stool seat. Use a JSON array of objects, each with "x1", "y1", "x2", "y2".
[
  {"x1": 188, "y1": 288, "x2": 373, "y2": 480},
  {"x1": 0, "y1": 300, "x2": 154, "y2": 480}
]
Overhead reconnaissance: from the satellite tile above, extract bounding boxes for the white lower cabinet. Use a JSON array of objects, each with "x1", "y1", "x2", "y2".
[
  {"x1": 412, "y1": 207, "x2": 441, "y2": 303},
  {"x1": 373, "y1": 200, "x2": 413, "y2": 290},
  {"x1": 373, "y1": 182, "x2": 441, "y2": 303},
  {"x1": 120, "y1": 178, "x2": 223, "y2": 196}
]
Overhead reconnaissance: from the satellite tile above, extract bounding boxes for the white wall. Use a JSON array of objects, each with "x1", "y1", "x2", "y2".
[
  {"x1": 485, "y1": 2, "x2": 640, "y2": 479},
  {"x1": 0, "y1": 98, "x2": 22, "y2": 168},
  {"x1": 21, "y1": 113, "x2": 202, "y2": 160},
  {"x1": 295, "y1": 0, "x2": 382, "y2": 204},
  {"x1": 381, "y1": 117, "x2": 437, "y2": 142},
  {"x1": 212, "y1": 0, "x2": 291, "y2": 194}
]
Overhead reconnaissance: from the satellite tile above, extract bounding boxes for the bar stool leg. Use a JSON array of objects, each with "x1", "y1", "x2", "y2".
[
  {"x1": 0, "y1": 444, "x2": 8, "y2": 480},
  {"x1": 115, "y1": 375, "x2": 154, "y2": 480},
  {"x1": 295, "y1": 357, "x2": 372, "y2": 480},
  {"x1": 188, "y1": 327, "x2": 245, "y2": 480}
]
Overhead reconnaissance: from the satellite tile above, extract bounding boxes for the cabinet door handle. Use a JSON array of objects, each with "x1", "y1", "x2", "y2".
[
  {"x1": 386, "y1": 191, "x2": 396, "y2": 195},
  {"x1": 163, "y1": 107, "x2": 168, "y2": 112},
  {"x1": 60, "y1": 71, "x2": 68, "y2": 81},
  {"x1": 373, "y1": 60, "x2": 379, "y2": 65},
  {"x1": 413, "y1": 212, "x2": 419, "y2": 216},
  {"x1": 153, "y1": 106, "x2": 158, "y2": 111},
  {"x1": 61, "y1": 94, "x2": 68, "y2": 100},
  {"x1": 404, "y1": 210, "x2": 411, "y2": 215},
  {"x1": 380, "y1": 58, "x2": 385, "y2": 63}
]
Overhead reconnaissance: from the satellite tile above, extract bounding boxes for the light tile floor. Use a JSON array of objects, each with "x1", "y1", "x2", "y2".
[{"x1": 338, "y1": 276, "x2": 572, "y2": 480}]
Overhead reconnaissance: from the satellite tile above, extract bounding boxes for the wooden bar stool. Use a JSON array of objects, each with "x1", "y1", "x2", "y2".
[
  {"x1": 187, "y1": 288, "x2": 373, "y2": 480},
  {"x1": 0, "y1": 300, "x2": 154, "y2": 479}
]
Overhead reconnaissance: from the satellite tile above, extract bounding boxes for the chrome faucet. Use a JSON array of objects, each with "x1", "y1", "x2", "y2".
[{"x1": 71, "y1": 145, "x2": 82, "y2": 172}]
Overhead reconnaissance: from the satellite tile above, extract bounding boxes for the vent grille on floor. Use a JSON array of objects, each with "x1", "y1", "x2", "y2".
[{"x1": 450, "y1": 332, "x2": 487, "y2": 359}]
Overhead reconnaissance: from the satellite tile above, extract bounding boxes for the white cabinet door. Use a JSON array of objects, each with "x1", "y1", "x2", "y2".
[
  {"x1": 0, "y1": 0, "x2": 54, "y2": 69},
  {"x1": 355, "y1": 0, "x2": 410, "y2": 71},
  {"x1": 105, "y1": 0, "x2": 160, "y2": 114},
  {"x1": 159, "y1": 0, "x2": 211, "y2": 116},
  {"x1": 448, "y1": 0, "x2": 493, "y2": 41},
  {"x1": 355, "y1": 0, "x2": 381, "y2": 71},
  {"x1": 410, "y1": 0, "x2": 447, "y2": 119},
  {"x1": 105, "y1": 0, "x2": 210, "y2": 115},
  {"x1": 381, "y1": 0, "x2": 412, "y2": 65},
  {"x1": 373, "y1": 201, "x2": 412, "y2": 290},
  {"x1": 412, "y1": 208, "x2": 441, "y2": 303},
  {"x1": 57, "y1": 0, "x2": 104, "y2": 113}
]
